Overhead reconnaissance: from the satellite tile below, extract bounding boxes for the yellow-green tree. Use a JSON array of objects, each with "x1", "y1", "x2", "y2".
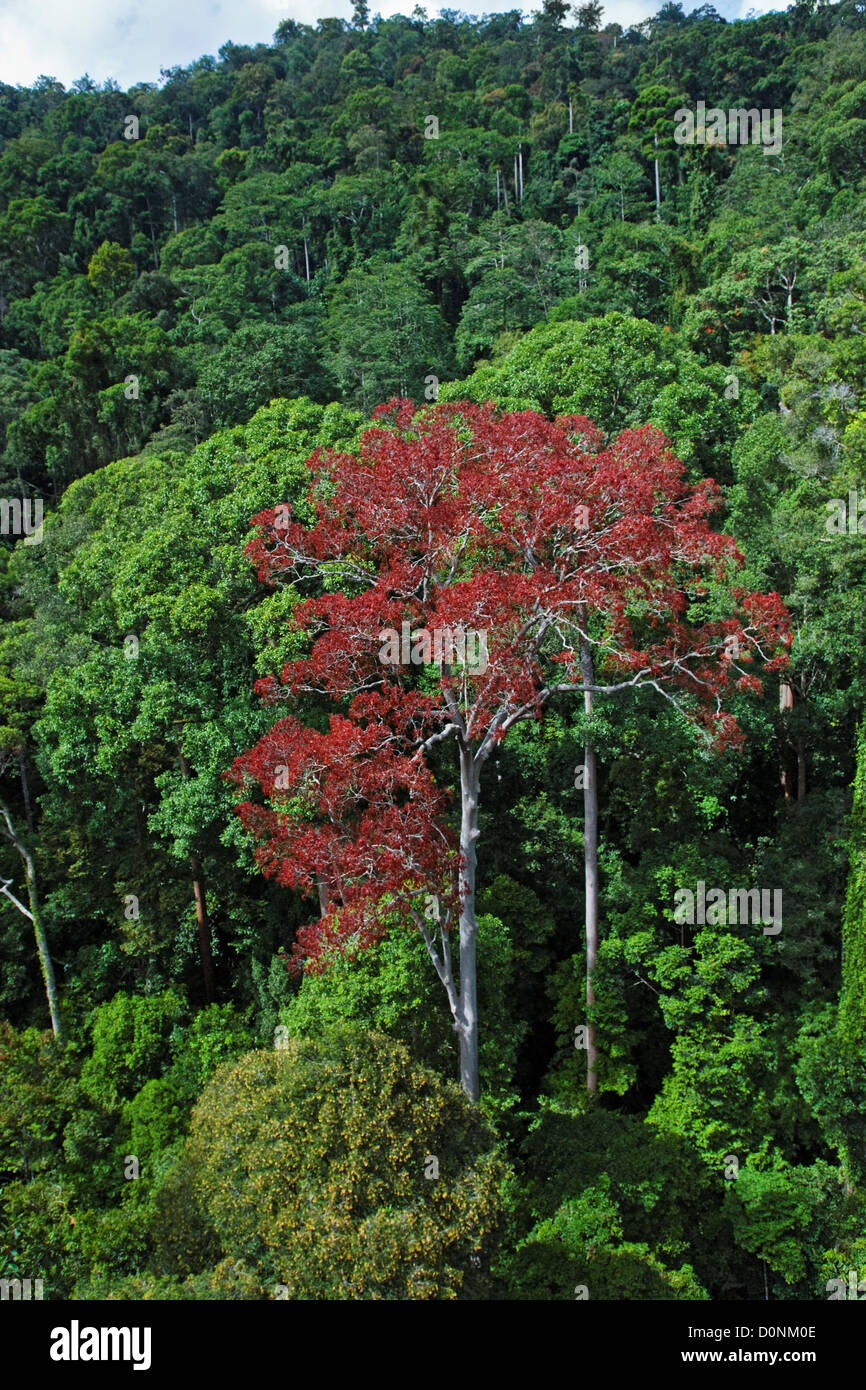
[{"x1": 154, "y1": 1028, "x2": 508, "y2": 1299}]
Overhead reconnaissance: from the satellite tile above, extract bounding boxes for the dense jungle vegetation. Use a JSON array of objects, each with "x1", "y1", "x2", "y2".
[{"x1": 2, "y1": 0, "x2": 866, "y2": 1300}]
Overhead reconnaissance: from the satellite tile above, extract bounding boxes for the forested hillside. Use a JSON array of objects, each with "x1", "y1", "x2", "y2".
[{"x1": 2, "y1": 0, "x2": 866, "y2": 1302}]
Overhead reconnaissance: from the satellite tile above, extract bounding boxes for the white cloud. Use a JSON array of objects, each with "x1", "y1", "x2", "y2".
[{"x1": 0, "y1": 0, "x2": 781, "y2": 90}]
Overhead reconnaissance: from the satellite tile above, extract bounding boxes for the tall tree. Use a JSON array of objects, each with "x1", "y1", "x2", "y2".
[{"x1": 229, "y1": 400, "x2": 789, "y2": 1102}]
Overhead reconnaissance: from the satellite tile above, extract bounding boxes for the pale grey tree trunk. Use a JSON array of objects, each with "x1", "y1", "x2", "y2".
[
  {"x1": 654, "y1": 133, "x2": 661, "y2": 219},
  {"x1": 457, "y1": 745, "x2": 481, "y2": 1103},
  {"x1": 0, "y1": 798, "x2": 63, "y2": 1043},
  {"x1": 578, "y1": 602, "x2": 598, "y2": 1094},
  {"x1": 25, "y1": 852, "x2": 63, "y2": 1043}
]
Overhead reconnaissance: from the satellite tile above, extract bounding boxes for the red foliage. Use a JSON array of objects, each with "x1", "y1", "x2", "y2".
[{"x1": 228, "y1": 400, "x2": 790, "y2": 972}]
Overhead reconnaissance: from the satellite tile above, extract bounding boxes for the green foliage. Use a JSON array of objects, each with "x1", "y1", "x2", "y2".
[
  {"x1": 840, "y1": 723, "x2": 866, "y2": 1047},
  {"x1": 0, "y1": 1175, "x2": 82, "y2": 1297},
  {"x1": 1, "y1": 3, "x2": 866, "y2": 1301},
  {"x1": 87, "y1": 241, "x2": 136, "y2": 298},
  {"x1": 279, "y1": 921, "x2": 453, "y2": 1070},
  {"x1": 723, "y1": 1161, "x2": 838, "y2": 1290},
  {"x1": 119, "y1": 1002, "x2": 254, "y2": 1166},
  {"x1": 153, "y1": 1029, "x2": 510, "y2": 1299},
  {"x1": 796, "y1": 1005, "x2": 866, "y2": 1189},
  {"x1": 510, "y1": 1186, "x2": 709, "y2": 1300},
  {"x1": 280, "y1": 911, "x2": 519, "y2": 1117},
  {"x1": 506, "y1": 1108, "x2": 711, "y2": 1300},
  {"x1": 443, "y1": 313, "x2": 751, "y2": 477},
  {"x1": 0, "y1": 1023, "x2": 76, "y2": 1183},
  {"x1": 197, "y1": 317, "x2": 332, "y2": 425},
  {"x1": 80, "y1": 990, "x2": 188, "y2": 1110},
  {"x1": 323, "y1": 260, "x2": 452, "y2": 412}
]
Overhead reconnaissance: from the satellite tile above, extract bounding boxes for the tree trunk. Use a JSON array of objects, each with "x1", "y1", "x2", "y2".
[
  {"x1": 19, "y1": 750, "x2": 33, "y2": 833},
  {"x1": 654, "y1": 133, "x2": 661, "y2": 219},
  {"x1": 26, "y1": 853, "x2": 64, "y2": 1042},
  {"x1": 0, "y1": 798, "x2": 63, "y2": 1042},
  {"x1": 189, "y1": 851, "x2": 215, "y2": 1004},
  {"x1": 780, "y1": 762, "x2": 793, "y2": 801},
  {"x1": 176, "y1": 733, "x2": 215, "y2": 1003},
  {"x1": 779, "y1": 680, "x2": 795, "y2": 801},
  {"x1": 317, "y1": 874, "x2": 329, "y2": 915},
  {"x1": 578, "y1": 602, "x2": 599, "y2": 1094},
  {"x1": 146, "y1": 199, "x2": 158, "y2": 270},
  {"x1": 457, "y1": 745, "x2": 480, "y2": 1104},
  {"x1": 796, "y1": 737, "x2": 806, "y2": 805}
]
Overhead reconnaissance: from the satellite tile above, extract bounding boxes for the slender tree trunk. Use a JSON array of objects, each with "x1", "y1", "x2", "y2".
[
  {"x1": 779, "y1": 680, "x2": 795, "y2": 801},
  {"x1": 0, "y1": 798, "x2": 63, "y2": 1042},
  {"x1": 578, "y1": 602, "x2": 599, "y2": 1094},
  {"x1": 146, "y1": 199, "x2": 158, "y2": 270},
  {"x1": 26, "y1": 856, "x2": 63, "y2": 1042},
  {"x1": 654, "y1": 133, "x2": 661, "y2": 218},
  {"x1": 457, "y1": 744, "x2": 480, "y2": 1104},
  {"x1": 176, "y1": 734, "x2": 215, "y2": 1004},
  {"x1": 19, "y1": 750, "x2": 33, "y2": 834},
  {"x1": 189, "y1": 851, "x2": 214, "y2": 1004},
  {"x1": 796, "y1": 737, "x2": 806, "y2": 805}
]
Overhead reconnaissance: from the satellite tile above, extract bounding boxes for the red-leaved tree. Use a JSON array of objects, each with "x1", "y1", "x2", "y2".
[{"x1": 227, "y1": 400, "x2": 790, "y2": 1104}]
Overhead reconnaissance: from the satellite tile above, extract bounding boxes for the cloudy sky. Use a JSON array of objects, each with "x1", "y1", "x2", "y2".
[{"x1": 0, "y1": 0, "x2": 781, "y2": 90}]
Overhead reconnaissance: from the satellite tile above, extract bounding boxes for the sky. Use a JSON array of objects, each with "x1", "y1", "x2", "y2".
[{"x1": 0, "y1": 0, "x2": 783, "y2": 90}]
